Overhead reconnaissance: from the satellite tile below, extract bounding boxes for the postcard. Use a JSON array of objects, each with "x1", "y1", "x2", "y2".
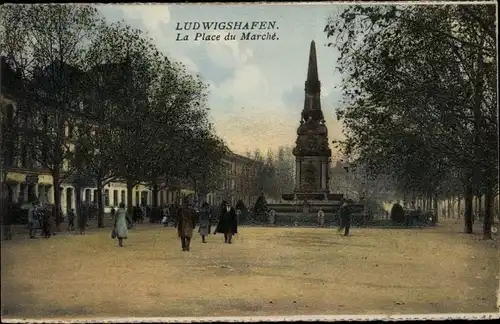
[{"x1": 1, "y1": 2, "x2": 498, "y2": 322}]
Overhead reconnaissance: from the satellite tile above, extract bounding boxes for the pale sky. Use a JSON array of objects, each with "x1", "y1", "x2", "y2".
[{"x1": 96, "y1": 3, "x2": 347, "y2": 157}]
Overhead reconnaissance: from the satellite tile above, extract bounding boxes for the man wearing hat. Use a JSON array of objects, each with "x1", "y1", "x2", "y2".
[
  {"x1": 177, "y1": 195, "x2": 197, "y2": 251},
  {"x1": 214, "y1": 200, "x2": 238, "y2": 244},
  {"x1": 338, "y1": 198, "x2": 352, "y2": 236}
]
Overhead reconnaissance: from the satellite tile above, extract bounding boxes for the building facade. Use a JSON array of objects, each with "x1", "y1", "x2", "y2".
[
  {"x1": 1, "y1": 57, "x2": 261, "y2": 216},
  {"x1": 206, "y1": 152, "x2": 261, "y2": 208}
]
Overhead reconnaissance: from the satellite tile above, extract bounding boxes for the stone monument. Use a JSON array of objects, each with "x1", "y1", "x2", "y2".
[
  {"x1": 292, "y1": 40, "x2": 333, "y2": 201},
  {"x1": 266, "y1": 40, "x2": 363, "y2": 225}
]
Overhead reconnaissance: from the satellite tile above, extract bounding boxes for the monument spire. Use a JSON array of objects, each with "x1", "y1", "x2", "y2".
[
  {"x1": 302, "y1": 40, "x2": 323, "y2": 122},
  {"x1": 306, "y1": 40, "x2": 319, "y2": 89}
]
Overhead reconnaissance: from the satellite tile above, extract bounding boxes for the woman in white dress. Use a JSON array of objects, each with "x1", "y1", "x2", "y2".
[{"x1": 113, "y1": 203, "x2": 130, "y2": 247}]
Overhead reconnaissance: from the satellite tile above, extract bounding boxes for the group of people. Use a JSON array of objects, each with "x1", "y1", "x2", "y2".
[
  {"x1": 27, "y1": 202, "x2": 53, "y2": 238},
  {"x1": 110, "y1": 203, "x2": 184, "y2": 226},
  {"x1": 109, "y1": 198, "x2": 238, "y2": 251},
  {"x1": 176, "y1": 199, "x2": 238, "y2": 251}
]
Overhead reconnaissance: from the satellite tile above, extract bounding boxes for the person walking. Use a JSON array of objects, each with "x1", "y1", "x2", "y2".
[
  {"x1": 41, "y1": 204, "x2": 52, "y2": 238},
  {"x1": 338, "y1": 199, "x2": 352, "y2": 236},
  {"x1": 27, "y1": 201, "x2": 38, "y2": 239},
  {"x1": 162, "y1": 205, "x2": 170, "y2": 227},
  {"x1": 67, "y1": 208, "x2": 76, "y2": 232},
  {"x1": 1, "y1": 197, "x2": 13, "y2": 241},
  {"x1": 113, "y1": 203, "x2": 130, "y2": 247},
  {"x1": 78, "y1": 204, "x2": 87, "y2": 235},
  {"x1": 214, "y1": 200, "x2": 238, "y2": 244},
  {"x1": 317, "y1": 208, "x2": 325, "y2": 227},
  {"x1": 198, "y1": 202, "x2": 211, "y2": 243},
  {"x1": 177, "y1": 197, "x2": 197, "y2": 251}
]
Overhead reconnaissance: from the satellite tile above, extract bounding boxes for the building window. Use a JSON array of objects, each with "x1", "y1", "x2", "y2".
[
  {"x1": 113, "y1": 190, "x2": 118, "y2": 206},
  {"x1": 141, "y1": 191, "x2": 148, "y2": 206},
  {"x1": 104, "y1": 189, "x2": 110, "y2": 207},
  {"x1": 121, "y1": 190, "x2": 126, "y2": 204},
  {"x1": 19, "y1": 184, "x2": 26, "y2": 204},
  {"x1": 93, "y1": 190, "x2": 97, "y2": 202},
  {"x1": 85, "y1": 189, "x2": 91, "y2": 202}
]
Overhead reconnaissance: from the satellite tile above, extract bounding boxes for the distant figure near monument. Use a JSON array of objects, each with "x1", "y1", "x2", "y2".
[{"x1": 317, "y1": 208, "x2": 325, "y2": 226}]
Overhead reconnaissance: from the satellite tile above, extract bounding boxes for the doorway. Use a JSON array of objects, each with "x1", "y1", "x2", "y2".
[{"x1": 66, "y1": 187, "x2": 73, "y2": 213}]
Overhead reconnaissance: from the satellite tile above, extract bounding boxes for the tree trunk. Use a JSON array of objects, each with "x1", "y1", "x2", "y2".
[
  {"x1": 471, "y1": 32, "x2": 485, "y2": 228},
  {"x1": 96, "y1": 178, "x2": 104, "y2": 228},
  {"x1": 127, "y1": 179, "x2": 134, "y2": 216},
  {"x1": 152, "y1": 182, "x2": 159, "y2": 208},
  {"x1": 474, "y1": 196, "x2": 479, "y2": 221},
  {"x1": 433, "y1": 193, "x2": 438, "y2": 223},
  {"x1": 52, "y1": 169, "x2": 62, "y2": 232},
  {"x1": 447, "y1": 198, "x2": 451, "y2": 219},
  {"x1": 74, "y1": 181, "x2": 82, "y2": 223},
  {"x1": 457, "y1": 197, "x2": 461, "y2": 220},
  {"x1": 464, "y1": 184, "x2": 473, "y2": 234},
  {"x1": 483, "y1": 185, "x2": 494, "y2": 240},
  {"x1": 451, "y1": 196, "x2": 455, "y2": 219},
  {"x1": 151, "y1": 182, "x2": 159, "y2": 224},
  {"x1": 494, "y1": 194, "x2": 500, "y2": 223},
  {"x1": 478, "y1": 195, "x2": 482, "y2": 221},
  {"x1": 193, "y1": 178, "x2": 198, "y2": 204}
]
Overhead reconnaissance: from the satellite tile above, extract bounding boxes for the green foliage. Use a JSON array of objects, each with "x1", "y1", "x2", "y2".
[
  {"x1": 325, "y1": 5, "x2": 497, "y2": 234},
  {"x1": 390, "y1": 203, "x2": 405, "y2": 224},
  {"x1": 253, "y1": 195, "x2": 268, "y2": 215},
  {"x1": 251, "y1": 146, "x2": 295, "y2": 200},
  {"x1": 236, "y1": 200, "x2": 247, "y2": 212},
  {"x1": 0, "y1": 4, "x2": 229, "y2": 225}
]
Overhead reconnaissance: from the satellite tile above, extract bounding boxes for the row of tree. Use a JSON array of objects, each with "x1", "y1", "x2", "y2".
[
  {"x1": 0, "y1": 4, "x2": 228, "y2": 231},
  {"x1": 326, "y1": 4, "x2": 498, "y2": 238},
  {"x1": 245, "y1": 147, "x2": 295, "y2": 200}
]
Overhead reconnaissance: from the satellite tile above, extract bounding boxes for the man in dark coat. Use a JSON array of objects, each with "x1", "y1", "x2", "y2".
[
  {"x1": 77, "y1": 204, "x2": 87, "y2": 235},
  {"x1": 67, "y1": 208, "x2": 76, "y2": 231},
  {"x1": 1, "y1": 191, "x2": 13, "y2": 240},
  {"x1": 338, "y1": 199, "x2": 352, "y2": 236},
  {"x1": 214, "y1": 200, "x2": 238, "y2": 244},
  {"x1": 177, "y1": 197, "x2": 197, "y2": 252},
  {"x1": 42, "y1": 204, "x2": 53, "y2": 238}
]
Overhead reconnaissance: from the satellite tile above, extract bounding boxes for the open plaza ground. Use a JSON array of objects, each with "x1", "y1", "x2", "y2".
[{"x1": 1, "y1": 220, "x2": 498, "y2": 319}]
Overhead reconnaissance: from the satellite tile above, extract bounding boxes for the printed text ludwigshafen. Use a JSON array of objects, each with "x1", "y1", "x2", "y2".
[{"x1": 175, "y1": 21, "x2": 278, "y2": 31}]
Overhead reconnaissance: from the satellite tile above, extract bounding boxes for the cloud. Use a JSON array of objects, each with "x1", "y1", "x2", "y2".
[
  {"x1": 216, "y1": 65, "x2": 267, "y2": 103},
  {"x1": 204, "y1": 37, "x2": 254, "y2": 70},
  {"x1": 120, "y1": 4, "x2": 170, "y2": 35},
  {"x1": 96, "y1": 4, "x2": 348, "y2": 156}
]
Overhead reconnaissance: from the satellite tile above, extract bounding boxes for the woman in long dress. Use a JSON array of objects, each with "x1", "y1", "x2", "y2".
[
  {"x1": 113, "y1": 203, "x2": 129, "y2": 247},
  {"x1": 198, "y1": 202, "x2": 211, "y2": 243}
]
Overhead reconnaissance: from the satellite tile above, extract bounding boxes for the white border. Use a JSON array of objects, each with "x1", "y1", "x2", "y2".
[
  {"x1": 2, "y1": 314, "x2": 500, "y2": 323},
  {"x1": 2, "y1": 1, "x2": 498, "y2": 323},
  {"x1": 497, "y1": 271, "x2": 500, "y2": 312},
  {"x1": 179, "y1": 1, "x2": 497, "y2": 5}
]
